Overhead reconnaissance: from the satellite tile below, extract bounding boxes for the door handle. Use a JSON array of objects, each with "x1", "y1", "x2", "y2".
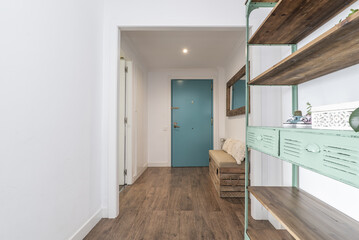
[
  {"x1": 174, "y1": 122, "x2": 180, "y2": 128},
  {"x1": 305, "y1": 143, "x2": 321, "y2": 153}
]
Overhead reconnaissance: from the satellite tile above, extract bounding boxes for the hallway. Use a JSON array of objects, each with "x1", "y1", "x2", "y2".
[{"x1": 85, "y1": 167, "x2": 274, "y2": 240}]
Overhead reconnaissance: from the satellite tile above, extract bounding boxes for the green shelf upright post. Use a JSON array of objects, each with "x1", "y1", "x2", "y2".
[
  {"x1": 244, "y1": 1, "x2": 277, "y2": 239},
  {"x1": 244, "y1": 2, "x2": 250, "y2": 239},
  {"x1": 291, "y1": 44, "x2": 299, "y2": 188}
]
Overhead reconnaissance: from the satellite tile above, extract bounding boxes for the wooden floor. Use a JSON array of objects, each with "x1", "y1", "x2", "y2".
[{"x1": 85, "y1": 167, "x2": 275, "y2": 240}]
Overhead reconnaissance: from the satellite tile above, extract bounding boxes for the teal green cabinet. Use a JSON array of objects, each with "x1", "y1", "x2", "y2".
[
  {"x1": 247, "y1": 127, "x2": 279, "y2": 157},
  {"x1": 280, "y1": 129, "x2": 359, "y2": 188}
]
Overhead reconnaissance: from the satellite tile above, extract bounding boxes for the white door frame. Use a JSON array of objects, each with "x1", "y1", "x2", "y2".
[{"x1": 104, "y1": 26, "x2": 134, "y2": 218}]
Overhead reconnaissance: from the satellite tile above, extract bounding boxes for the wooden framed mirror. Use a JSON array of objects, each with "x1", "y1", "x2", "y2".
[{"x1": 226, "y1": 63, "x2": 250, "y2": 116}]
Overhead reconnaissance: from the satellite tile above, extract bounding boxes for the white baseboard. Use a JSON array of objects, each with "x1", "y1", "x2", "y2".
[
  {"x1": 68, "y1": 208, "x2": 103, "y2": 240},
  {"x1": 101, "y1": 207, "x2": 108, "y2": 218},
  {"x1": 131, "y1": 164, "x2": 148, "y2": 184},
  {"x1": 148, "y1": 162, "x2": 171, "y2": 167}
]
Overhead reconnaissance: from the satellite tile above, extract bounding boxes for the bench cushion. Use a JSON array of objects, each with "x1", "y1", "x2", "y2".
[{"x1": 209, "y1": 150, "x2": 242, "y2": 168}]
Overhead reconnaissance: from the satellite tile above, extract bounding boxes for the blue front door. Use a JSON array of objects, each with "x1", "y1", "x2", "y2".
[{"x1": 171, "y1": 79, "x2": 213, "y2": 167}]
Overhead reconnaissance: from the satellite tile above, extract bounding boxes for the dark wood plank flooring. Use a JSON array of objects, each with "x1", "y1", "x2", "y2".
[{"x1": 85, "y1": 167, "x2": 275, "y2": 240}]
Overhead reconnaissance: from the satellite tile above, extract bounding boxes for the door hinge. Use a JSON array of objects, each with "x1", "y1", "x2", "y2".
[
  {"x1": 124, "y1": 169, "x2": 127, "y2": 175},
  {"x1": 125, "y1": 66, "x2": 128, "y2": 73},
  {"x1": 124, "y1": 117, "x2": 128, "y2": 124},
  {"x1": 211, "y1": 118, "x2": 213, "y2": 125}
]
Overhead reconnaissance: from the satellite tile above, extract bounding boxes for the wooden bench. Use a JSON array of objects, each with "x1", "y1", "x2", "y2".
[{"x1": 209, "y1": 150, "x2": 247, "y2": 198}]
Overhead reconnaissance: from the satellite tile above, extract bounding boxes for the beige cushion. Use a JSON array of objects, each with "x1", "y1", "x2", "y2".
[
  {"x1": 209, "y1": 150, "x2": 241, "y2": 168},
  {"x1": 222, "y1": 138, "x2": 232, "y2": 152},
  {"x1": 228, "y1": 140, "x2": 246, "y2": 164},
  {"x1": 226, "y1": 139, "x2": 236, "y2": 154}
]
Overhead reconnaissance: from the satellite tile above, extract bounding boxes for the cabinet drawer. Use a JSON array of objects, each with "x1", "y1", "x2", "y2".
[
  {"x1": 280, "y1": 130, "x2": 359, "y2": 188},
  {"x1": 247, "y1": 127, "x2": 279, "y2": 157}
]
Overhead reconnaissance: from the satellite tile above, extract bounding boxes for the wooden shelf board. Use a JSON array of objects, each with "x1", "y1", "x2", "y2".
[
  {"x1": 249, "y1": 0, "x2": 356, "y2": 44},
  {"x1": 249, "y1": 11, "x2": 359, "y2": 85},
  {"x1": 246, "y1": 0, "x2": 278, "y2": 4},
  {"x1": 247, "y1": 229, "x2": 294, "y2": 240},
  {"x1": 248, "y1": 187, "x2": 359, "y2": 240}
]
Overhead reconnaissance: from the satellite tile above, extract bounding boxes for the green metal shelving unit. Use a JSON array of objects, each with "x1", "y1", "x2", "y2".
[
  {"x1": 244, "y1": 1, "x2": 359, "y2": 239},
  {"x1": 244, "y1": 2, "x2": 280, "y2": 239}
]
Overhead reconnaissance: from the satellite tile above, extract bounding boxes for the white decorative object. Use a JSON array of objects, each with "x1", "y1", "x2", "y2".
[{"x1": 312, "y1": 101, "x2": 359, "y2": 130}]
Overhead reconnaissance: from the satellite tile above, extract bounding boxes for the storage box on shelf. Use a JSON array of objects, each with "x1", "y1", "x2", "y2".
[
  {"x1": 247, "y1": 127, "x2": 279, "y2": 157},
  {"x1": 312, "y1": 101, "x2": 359, "y2": 130},
  {"x1": 280, "y1": 129, "x2": 359, "y2": 188},
  {"x1": 247, "y1": 126, "x2": 359, "y2": 189}
]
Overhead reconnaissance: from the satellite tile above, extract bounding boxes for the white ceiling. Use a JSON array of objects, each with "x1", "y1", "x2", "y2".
[{"x1": 121, "y1": 29, "x2": 246, "y2": 69}]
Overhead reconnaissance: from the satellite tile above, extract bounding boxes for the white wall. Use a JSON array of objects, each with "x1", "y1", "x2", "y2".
[
  {"x1": 147, "y1": 68, "x2": 222, "y2": 166},
  {"x1": 105, "y1": 0, "x2": 246, "y2": 28},
  {"x1": 223, "y1": 40, "x2": 247, "y2": 142},
  {"x1": 120, "y1": 35, "x2": 149, "y2": 184},
  {"x1": 0, "y1": 0, "x2": 104, "y2": 239},
  {"x1": 281, "y1": 2, "x2": 359, "y2": 221}
]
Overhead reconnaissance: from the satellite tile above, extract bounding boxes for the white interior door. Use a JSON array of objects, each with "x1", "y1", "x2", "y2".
[
  {"x1": 125, "y1": 61, "x2": 133, "y2": 184},
  {"x1": 118, "y1": 59, "x2": 126, "y2": 186},
  {"x1": 118, "y1": 59, "x2": 133, "y2": 186}
]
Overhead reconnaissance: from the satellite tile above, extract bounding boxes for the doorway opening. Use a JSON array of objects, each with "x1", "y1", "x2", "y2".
[{"x1": 108, "y1": 27, "x2": 246, "y2": 218}]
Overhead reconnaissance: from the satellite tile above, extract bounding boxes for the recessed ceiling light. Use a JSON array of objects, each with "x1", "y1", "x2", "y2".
[{"x1": 182, "y1": 48, "x2": 188, "y2": 54}]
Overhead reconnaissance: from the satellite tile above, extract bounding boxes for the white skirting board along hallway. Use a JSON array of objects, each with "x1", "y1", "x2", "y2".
[
  {"x1": 147, "y1": 162, "x2": 171, "y2": 167},
  {"x1": 68, "y1": 208, "x2": 106, "y2": 240},
  {"x1": 69, "y1": 164, "x2": 148, "y2": 239}
]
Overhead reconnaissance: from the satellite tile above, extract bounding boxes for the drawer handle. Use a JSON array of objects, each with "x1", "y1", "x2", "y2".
[
  {"x1": 305, "y1": 144, "x2": 321, "y2": 153},
  {"x1": 256, "y1": 135, "x2": 263, "y2": 141}
]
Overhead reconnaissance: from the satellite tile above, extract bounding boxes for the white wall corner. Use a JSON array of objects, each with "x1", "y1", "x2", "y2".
[
  {"x1": 68, "y1": 208, "x2": 103, "y2": 240},
  {"x1": 101, "y1": 207, "x2": 109, "y2": 218},
  {"x1": 131, "y1": 163, "x2": 148, "y2": 184}
]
